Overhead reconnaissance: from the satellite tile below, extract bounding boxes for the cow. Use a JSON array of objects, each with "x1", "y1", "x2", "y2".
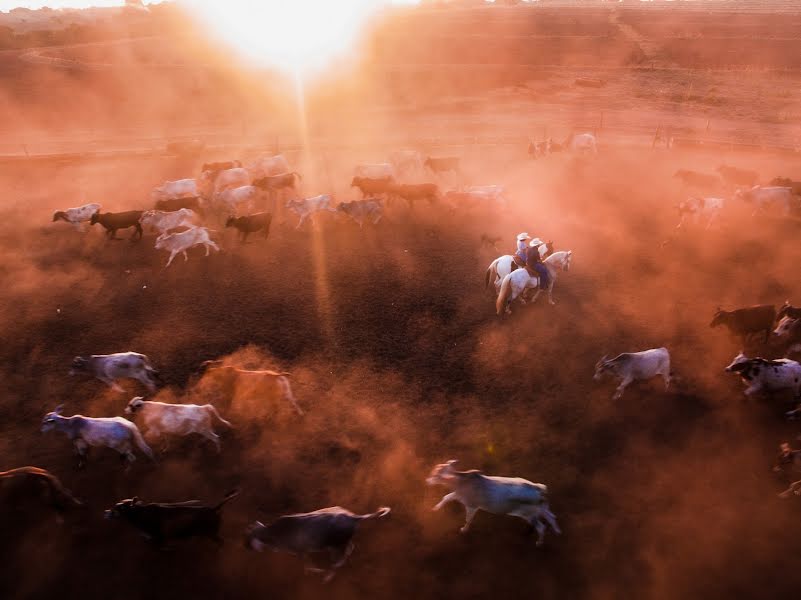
[
  {"x1": 773, "y1": 316, "x2": 801, "y2": 357},
  {"x1": 593, "y1": 347, "x2": 672, "y2": 400},
  {"x1": 124, "y1": 397, "x2": 232, "y2": 452},
  {"x1": 245, "y1": 506, "x2": 391, "y2": 583},
  {"x1": 201, "y1": 167, "x2": 251, "y2": 198},
  {"x1": 389, "y1": 183, "x2": 439, "y2": 208},
  {"x1": 354, "y1": 163, "x2": 394, "y2": 180},
  {"x1": 41, "y1": 405, "x2": 154, "y2": 468},
  {"x1": 735, "y1": 186, "x2": 794, "y2": 216},
  {"x1": 69, "y1": 351, "x2": 159, "y2": 393},
  {"x1": 225, "y1": 212, "x2": 272, "y2": 242},
  {"x1": 673, "y1": 169, "x2": 721, "y2": 192},
  {"x1": 724, "y1": 353, "x2": 801, "y2": 401},
  {"x1": 139, "y1": 209, "x2": 198, "y2": 235},
  {"x1": 199, "y1": 360, "x2": 303, "y2": 415},
  {"x1": 424, "y1": 156, "x2": 460, "y2": 174},
  {"x1": 350, "y1": 176, "x2": 394, "y2": 198},
  {"x1": 151, "y1": 179, "x2": 198, "y2": 203},
  {"x1": 445, "y1": 186, "x2": 507, "y2": 210},
  {"x1": 716, "y1": 165, "x2": 759, "y2": 188},
  {"x1": 778, "y1": 301, "x2": 801, "y2": 321},
  {"x1": 710, "y1": 305, "x2": 776, "y2": 344},
  {"x1": 336, "y1": 199, "x2": 383, "y2": 227},
  {"x1": 675, "y1": 197, "x2": 724, "y2": 229},
  {"x1": 52, "y1": 202, "x2": 101, "y2": 230},
  {"x1": 253, "y1": 172, "x2": 302, "y2": 197},
  {"x1": 426, "y1": 460, "x2": 560, "y2": 545},
  {"x1": 564, "y1": 132, "x2": 597, "y2": 154},
  {"x1": 0, "y1": 467, "x2": 83, "y2": 515},
  {"x1": 90, "y1": 211, "x2": 143, "y2": 240},
  {"x1": 154, "y1": 196, "x2": 203, "y2": 213},
  {"x1": 201, "y1": 160, "x2": 241, "y2": 175},
  {"x1": 389, "y1": 150, "x2": 423, "y2": 177},
  {"x1": 770, "y1": 177, "x2": 801, "y2": 196},
  {"x1": 248, "y1": 154, "x2": 292, "y2": 180},
  {"x1": 285, "y1": 194, "x2": 336, "y2": 229},
  {"x1": 104, "y1": 490, "x2": 239, "y2": 547},
  {"x1": 215, "y1": 185, "x2": 262, "y2": 216},
  {"x1": 155, "y1": 226, "x2": 220, "y2": 268}
]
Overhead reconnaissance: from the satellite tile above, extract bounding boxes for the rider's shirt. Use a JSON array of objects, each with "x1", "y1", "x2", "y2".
[{"x1": 515, "y1": 239, "x2": 528, "y2": 262}]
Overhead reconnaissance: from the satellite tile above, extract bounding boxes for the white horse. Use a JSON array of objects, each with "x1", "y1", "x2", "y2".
[
  {"x1": 495, "y1": 250, "x2": 573, "y2": 316},
  {"x1": 565, "y1": 133, "x2": 597, "y2": 155},
  {"x1": 485, "y1": 241, "x2": 554, "y2": 294}
]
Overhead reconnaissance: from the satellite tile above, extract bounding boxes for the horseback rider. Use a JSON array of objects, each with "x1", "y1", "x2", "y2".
[
  {"x1": 525, "y1": 239, "x2": 549, "y2": 290},
  {"x1": 511, "y1": 232, "x2": 531, "y2": 272}
]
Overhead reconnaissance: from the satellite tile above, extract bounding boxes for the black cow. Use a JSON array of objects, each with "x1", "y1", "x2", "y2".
[
  {"x1": 716, "y1": 165, "x2": 759, "y2": 187},
  {"x1": 0, "y1": 467, "x2": 82, "y2": 515},
  {"x1": 245, "y1": 506, "x2": 391, "y2": 582},
  {"x1": 350, "y1": 176, "x2": 394, "y2": 198},
  {"x1": 104, "y1": 490, "x2": 239, "y2": 547},
  {"x1": 710, "y1": 305, "x2": 776, "y2": 343},
  {"x1": 225, "y1": 212, "x2": 272, "y2": 242},
  {"x1": 388, "y1": 183, "x2": 439, "y2": 208},
  {"x1": 90, "y1": 211, "x2": 143, "y2": 240}
]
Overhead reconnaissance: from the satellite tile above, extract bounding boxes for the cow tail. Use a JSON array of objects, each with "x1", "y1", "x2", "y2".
[
  {"x1": 131, "y1": 427, "x2": 156, "y2": 462},
  {"x1": 207, "y1": 405, "x2": 233, "y2": 428},
  {"x1": 496, "y1": 275, "x2": 512, "y2": 316},
  {"x1": 214, "y1": 489, "x2": 241, "y2": 511},
  {"x1": 360, "y1": 507, "x2": 391, "y2": 520}
]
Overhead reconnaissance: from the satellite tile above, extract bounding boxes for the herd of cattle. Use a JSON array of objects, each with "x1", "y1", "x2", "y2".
[{"x1": 24, "y1": 141, "x2": 801, "y2": 582}]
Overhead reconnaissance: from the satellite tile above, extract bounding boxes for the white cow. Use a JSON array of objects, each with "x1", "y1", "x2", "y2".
[
  {"x1": 724, "y1": 353, "x2": 801, "y2": 400},
  {"x1": 155, "y1": 226, "x2": 219, "y2": 267},
  {"x1": 354, "y1": 163, "x2": 395, "y2": 180},
  {"x1": 676, "y1": 197, "x2": 725, "y2": 229},
  {"x1": 69, "y1": 351, "x2": 159, "y2": 393},
  {"x1": 735, "y1": 186, "x2": 794, "y2": 216},
  {"x1": 285, "y1": 194, "x2": 336, "y2": 229},
  {"x1": 426, "y1": 460, "x2": 561, "y2": 545},
  {"x1": 139, "y1": 208, "x2": 198, "y2": 235},
  {"x1": 248, "y1": 154, "x2": 292, "y2": 180},
  {"x1": 593, "y1": 347, "x2": 671, "y2": 400},
  {"x1": 52, "y1": 202, "x2": 101, "y2": 230},
  {"x1": 41, "y1": 405, "x2": 154, "y2": 468},
  {"x1": 445, "y1": 185, "x2": 508, "y2": 209},
  {"x1": 565, "y1": 132, "x2": 597, "y2": 154},
  {"x1": 200, "y1": 167, "x2": 251, "y2": 199},
  {"x1": 124, "y1": 397, "x2": 232, "y2": 452},
  {"x1": 151, "y1": 178, "x2": 198, "y2": 202},
  {"x1": 215, "y1": 185, "x2": 262, "y2": 216}
]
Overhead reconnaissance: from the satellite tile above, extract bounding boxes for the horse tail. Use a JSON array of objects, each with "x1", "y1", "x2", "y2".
[
  {"x1": 485, "y1": 261, "x2": 496, "y2": 290},
  {"x1": 496, "y1": 274, "x2": 513, "y2": 316}
]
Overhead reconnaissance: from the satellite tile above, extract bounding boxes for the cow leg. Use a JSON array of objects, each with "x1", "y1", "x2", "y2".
[
  {"x1": 433, "y1": 492, "x2": 457, "y2": 511},
  {"x1": 101, "y1": 377, "x2": 125, "y2": 393},
  {"x1": 183, "y1": 251, "x2": 189, "y2": 262},
  {"x1": 208, "y1": 240, "x2": 220, "y2": 253},
  {"x1": 74, "y1": 439, "x2": 89, "y2": 469},
  {"x1": 330, "y1": 541, "x2": 354, "y2": 570},
  {"x1": 165, "y1": 251, "x2": 178, "y2": 267},
  {"x1": 662, "y1": 370, "x2": 671, "y2": 390},
  {"x1": 460, "y1": 507, "x2": 478, "y2": 533},
  {"x1": 531, "y1": 518, "x2": 547, "y2": 546},
  {"x1": 613, "y1": 376, "x2": 633, "y2": 400}
]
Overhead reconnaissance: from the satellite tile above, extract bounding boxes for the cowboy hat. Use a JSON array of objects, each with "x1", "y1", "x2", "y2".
[
  {"x1": 529, "y1": 237, "x2": 544, "y2": 247},
  {"x1": 516, "y1": 232, "x2": 531, "y2": 242}
]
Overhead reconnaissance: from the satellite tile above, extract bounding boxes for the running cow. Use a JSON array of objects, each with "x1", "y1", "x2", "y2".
[{"x1": 710, "y1": 305, "x2": 776, "y2": 344}]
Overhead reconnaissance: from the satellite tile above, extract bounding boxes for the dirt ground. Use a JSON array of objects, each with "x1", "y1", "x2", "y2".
[{"x1": 2, "y1": 4, "x2": 801, "y2": 600}]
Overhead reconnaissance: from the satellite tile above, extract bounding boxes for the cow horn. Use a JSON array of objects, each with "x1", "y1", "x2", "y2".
[{"x1": 54, "y1": 404, "x2": 64, "y2": 414}]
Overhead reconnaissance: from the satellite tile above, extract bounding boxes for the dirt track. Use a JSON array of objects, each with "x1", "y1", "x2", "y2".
[{"x1": 1, "y1": 143, "x2": 801, "y2": 599}]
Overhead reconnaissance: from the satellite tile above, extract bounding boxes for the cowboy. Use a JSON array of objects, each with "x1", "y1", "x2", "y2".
[
  {"x1": 511, "y1": 233, "x2": 533, "y2": 272},
  {"x1": 525, "y1": 240, "x2": 549, "y2": 290}
]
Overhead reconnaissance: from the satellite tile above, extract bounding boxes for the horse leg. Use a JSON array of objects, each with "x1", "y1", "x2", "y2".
[{"x1": 547, "y1": 281, "x2": 556, "y2": 305}]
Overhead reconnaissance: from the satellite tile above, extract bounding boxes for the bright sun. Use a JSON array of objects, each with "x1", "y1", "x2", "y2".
[{"x1": 188, "y1": 0, "x2": 400, "y2": 75}]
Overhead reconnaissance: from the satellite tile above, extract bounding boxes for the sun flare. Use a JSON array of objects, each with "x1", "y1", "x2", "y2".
[{"x1": 187, "y1": 0, "x2": 389, "y2": 75}]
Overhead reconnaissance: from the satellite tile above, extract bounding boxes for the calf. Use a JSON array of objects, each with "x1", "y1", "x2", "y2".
[
  {"x1": 104, "y1": 490, "x2": 239, "y2": 547},
  {"x1": 225, "y1": 212, "x2": 272, "y2": 242},
  {"x1": 52, "y1": 202, "x2": 101, "y2": 230},
  {"x1": 724, "y1": 352, "x2": 801, "y2": 401},
  {"x1": 350, "y1": 176, "x2": 394, "y2": 198},
  {"x1": 717, "y1": 164, "x2": 759, "y2": 187},
  {"x1": 426, "y1": 460, "x2": 560, "y2": 545},
  {"x1": 593, "y1": 347, "x2": 672, "y2": 400},
  {"x1": 424, "y1": 156, "x2": 460, "y2": 174},
  {"x1": 389, "y1": 183, "x2": 439, "y2": 208},
  {"x1": 285, "y1": 194, "x2": 336, "y2": 229},
  {"x1": 155, "y1": 226, "x2": 219, "y2": 268},
  {"x1": 673, "y1": 169, "x2": 721, "y2": 191},
  {"x1": 125, "y1": 396, "x2": 232, "y2": 452},
  {"x1": 70, "y1": 351, "x2": 159, "y2": 393},
  {"x1": 710, "y1": 305, "x2": 776, "y2": 344},
  {"x1": 140, "y1": 208, "x2": 197, "y2": 235},
  {"x1": 336, "y1": 199, "x2": 383, "y2": 227},
  {"x1": 154, "y1": 196, "x2": 202, "y2": 213},
  {"x1": 0, "y1": 467, "x2": 82, "y2": 513},
  {"x1": 41, "y1": 405, "x2": 154, "y2": 468},
  {"x1": 245, "y1": 506, "x2": 391, "y2": 582},
  {"x1": 90, "y1": 211, "x2": 143, "y2": 240},
  {"x1": 199, "y1": 360, "x2": 303, "y2": 415}
]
